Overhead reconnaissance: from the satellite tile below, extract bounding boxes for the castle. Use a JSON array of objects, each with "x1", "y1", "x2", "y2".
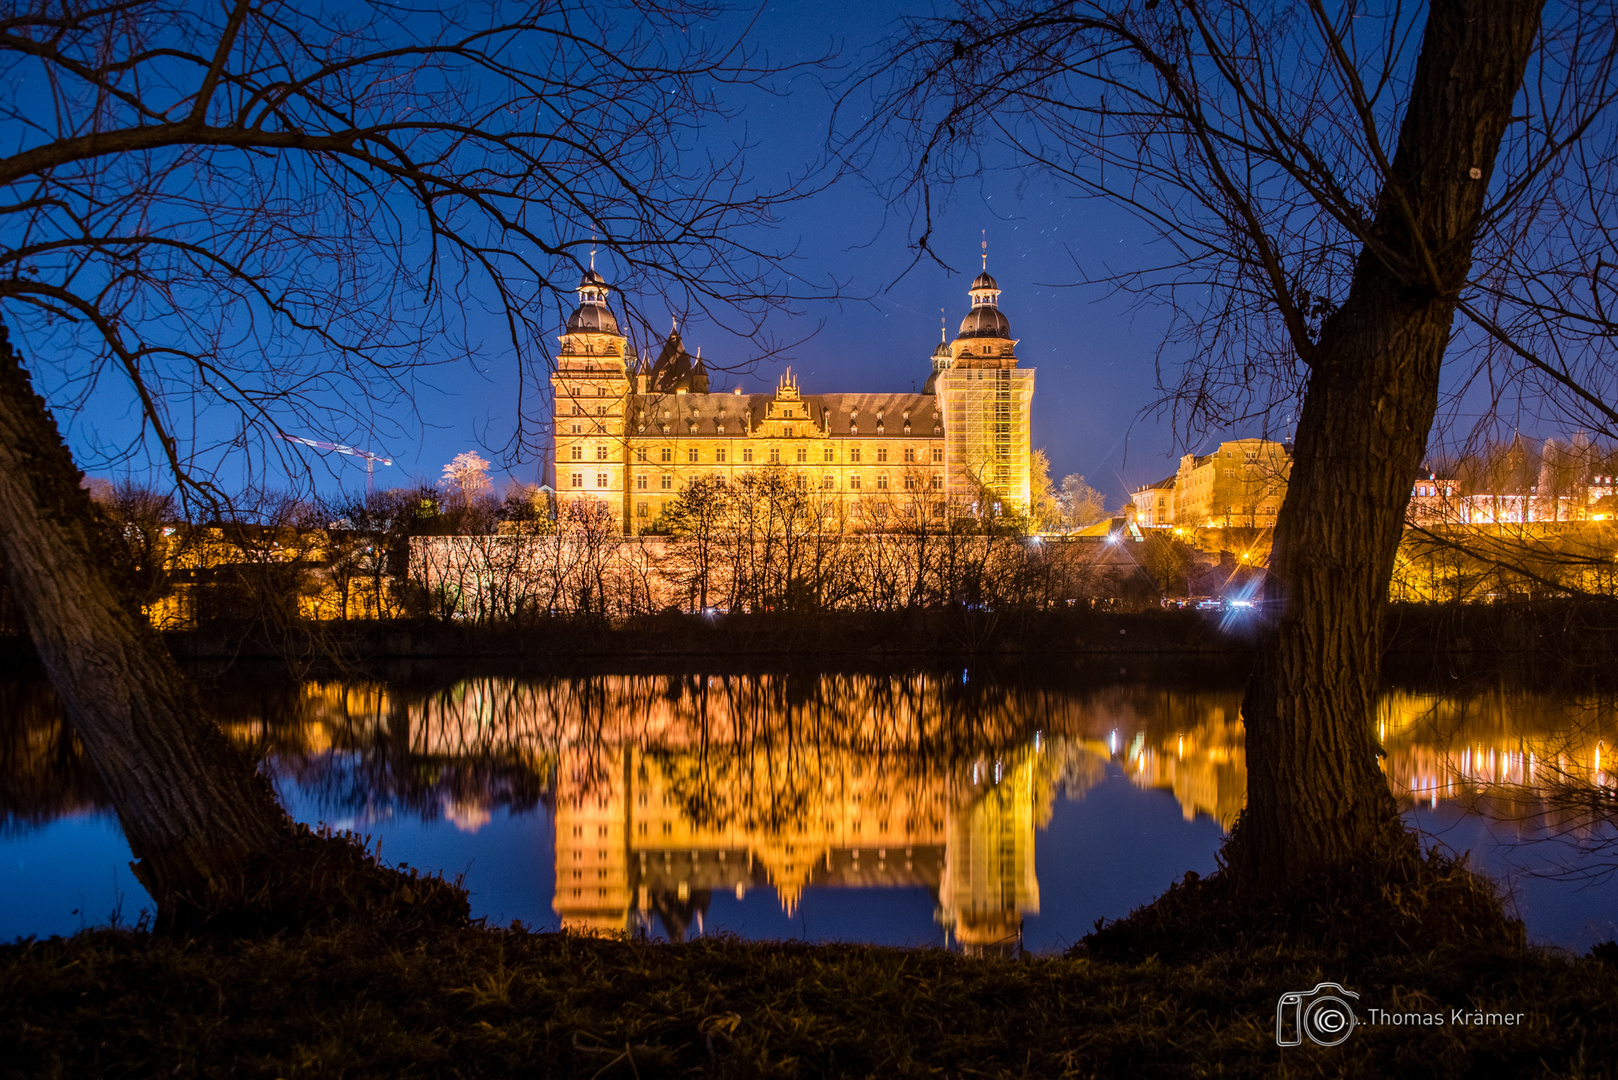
[{"x1": 551, "y1": 259, "x2": 1035, "y2": 532}]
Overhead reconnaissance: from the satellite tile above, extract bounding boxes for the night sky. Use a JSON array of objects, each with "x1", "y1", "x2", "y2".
[{"x1": 53, "y1": 1, "x2": 1237, "y2": 507}]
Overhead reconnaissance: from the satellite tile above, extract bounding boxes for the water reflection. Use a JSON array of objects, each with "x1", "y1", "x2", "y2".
[{"x1": 3, "y1": 672, "x2": 1617, "y2": 949}]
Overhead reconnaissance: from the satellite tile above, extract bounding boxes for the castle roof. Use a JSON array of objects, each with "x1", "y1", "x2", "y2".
[
  {"x1": 564, "y1": 269, "x2": 620, "y2": 335},
  {"x1": 630, "y1": 390, "x2": 942, "y2": 438},
  {"x1": 957, "y1": 305, "x2": 1011, "y2": 339},
  {"x1": 956, "y1": 266, "x2": 1010, "y2": 340},
  {"x1": 647, "y1": 329, "x2": 709, "y2": 393}
]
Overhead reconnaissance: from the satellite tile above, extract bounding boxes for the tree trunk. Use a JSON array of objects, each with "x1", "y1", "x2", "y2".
[
  {"x1": 1230, "y1": 0, "x2": 1544, "y2": 890},
  {"x1": 0, "y1": 325, "x2": 461, "y2": 931}
]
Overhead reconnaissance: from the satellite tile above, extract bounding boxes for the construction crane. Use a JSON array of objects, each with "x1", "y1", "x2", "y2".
[{"x1": 278, "y1": 433, "x2": 393, "y2": 494}]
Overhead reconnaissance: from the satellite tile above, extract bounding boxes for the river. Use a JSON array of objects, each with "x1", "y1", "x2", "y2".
[{"x1": 3, "y1": 665, "x2": 1615, "y2": 953}]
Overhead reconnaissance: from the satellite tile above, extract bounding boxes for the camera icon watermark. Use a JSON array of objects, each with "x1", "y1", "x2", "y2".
[{"x1": 1275, "y1": 982, "x2": 1360, "y2": 1046}]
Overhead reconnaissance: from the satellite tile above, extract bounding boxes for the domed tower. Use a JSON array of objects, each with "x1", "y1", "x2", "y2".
[
  {"x1": 923, "y1": 315, "x2": 954, "y2": 394},
  {"x1": 552, "y1": 262, "x2": 631, "y2": 527},
  {"x1": 935, "y1": 253, "x2": 1036, "y2": 515}
]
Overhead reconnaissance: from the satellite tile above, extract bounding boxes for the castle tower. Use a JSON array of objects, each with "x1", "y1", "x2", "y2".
[
  {"x1": 551, "y1": 263, "x2": 631, "y2": 520},
  {"x1": 934, "y1": 255, "x2": 1035, "y2": 514},
  {"x1": 938, "y1": 751, "x2": 1043, "y2": 956}
]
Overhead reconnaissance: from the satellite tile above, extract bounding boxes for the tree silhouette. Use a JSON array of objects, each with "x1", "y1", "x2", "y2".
[
  {"x1": 0, "y1": 0, "x2": 821, "y2": 930},
  {"x1": 856, "y1": 0, "x2": 1617, "y2": 925}
]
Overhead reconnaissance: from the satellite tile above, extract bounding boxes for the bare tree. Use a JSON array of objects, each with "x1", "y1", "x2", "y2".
[
  {"x1": 1057, "y1": 473, "x2": 1106, "y2": 531},
  {"x1": 0, "y1": 0, "x2": 820, "y2": 929},
  {"x1": 857, "y1": 0, "x2": 1618, "y2": 920}
]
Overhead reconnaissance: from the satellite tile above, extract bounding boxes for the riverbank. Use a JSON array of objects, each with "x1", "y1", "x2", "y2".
[
  {"x1": 3, "y1": 921, "x2": 1614, "y2": 1078},
  {"x1": 3, "y1": 599, "x2": 1616, "y2": 669}
]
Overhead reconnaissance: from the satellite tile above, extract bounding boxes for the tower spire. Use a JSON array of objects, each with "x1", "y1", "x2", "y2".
[{"x1": 981, "y1": 230, "x2": 988, "y2": 271}]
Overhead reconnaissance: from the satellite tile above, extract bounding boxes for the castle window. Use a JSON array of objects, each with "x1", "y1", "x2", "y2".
[
  {"x1": 877, "y1": 474, "x2": 889, "y2": 490},
  {"x1": 769, "y1": 447, "x2": 780, "y2": 464},
  {"x1": 596, "y1": 445, "x2": 608, "y2": 461},
  {"x1": 823, "y1": 475, "x2": 834, "y2": 490},
  {"x1": 716, "y1": 424, "x2": 725, "y2": 434},
  {"x1": 636, "y1": 474, "x2": 647, "y2": 490},
  {"x1": 570, "y1": 472, "x2": 583, "y2": 488},
  {"x1": 742, "y1": 448, "x2": 754, "y2": 463},
  {"x1": 824, "y1": 448, "x2": 834, "y2": 463},
  {"x1": 596, "y1": 473, "x2": 608, "y2": 488},
  {"x1": 904, "y1": 473, "x2": 916, "y2": 490},
  {"x1": 571, "y1": 424, "x2": 582, "y2": 435},
  {"x1": 930, "y1": 475, "x2": 942, "y2": 490},
  {"x1": 784, "y1": 426, "x2": 794, "y2": 437},
  {"x1": 796, "y1": 448, "x2": 808, "y2": 463},
  {"x1": 688, "y1": 448, "x2": 699, "y2": 463},
  {"x1": 571, "y1": 446, "x2": 583, "y2": 461},
  {"x1": 597, "y1": 385, "x2": 606, "y2": 396},
  {"x1": 850, "y1": 475, "x2": 862, "y2": 490},
  {"x1": 715, "y1": 449, "x2": 726, "y2": 463},
  {"x1": 635, "y1": 447, "x2": 647, "y2": 462},
  {"x1": 596, "y1": 406, "x2": 606, "y2": 416},
  {"x1": 932, "y1": 447, "x2": 943, "y2": 463},
  {"x1": 849, "y1": 448, "x2": 861, "y2": 463},
  {"x1": 573, "y1": 404, "x2": 582, "y2": 415},
  {"x1": 903, "y1": 448, "x2": 916, "y2": 463},
  {"x1": 661, "y1": 447, "x2": 673, "y2": 463},
  {"x1": 877, "y1": 447, "x2": 889, "y2": 463},
  {"x1": 661, "y1": 474, "x2": 673, "y2": 490}
]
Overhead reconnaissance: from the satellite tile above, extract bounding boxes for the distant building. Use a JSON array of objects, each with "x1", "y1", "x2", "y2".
[
  {"x1": 1130, "y1": 474, "x2": 1177, "y2": 527},
  {"x1": 551, "y1": 261, "x2": 1036, "y2": 533},
  {"x1": 1132, "y1": 438, "x2": 1292, "y2": 529}
]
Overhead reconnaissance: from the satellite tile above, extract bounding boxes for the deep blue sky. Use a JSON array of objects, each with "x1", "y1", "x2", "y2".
[
  {"x1": 57, "y1": 1, "x2": 1220, "y2": 506},
  {"x1": 322, "y1": 0, "x2": 1205, "y2": 506}
]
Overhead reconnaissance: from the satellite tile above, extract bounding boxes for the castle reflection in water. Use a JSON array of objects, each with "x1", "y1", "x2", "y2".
[
  {"x1": 5, "y1": 670, "x2": 1613, "y2": 952},
  {"x1": 256, "y1": 672, "x2": 1616, "y2": 953}
]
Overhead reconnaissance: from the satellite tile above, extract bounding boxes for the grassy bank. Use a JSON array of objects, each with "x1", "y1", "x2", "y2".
[
  {"x1": 3, "y1": 601, "x2": 1618, "y2": 670},
  {"x1": 3, "y1": 922, "x2": 1615, "y2": 1078}
]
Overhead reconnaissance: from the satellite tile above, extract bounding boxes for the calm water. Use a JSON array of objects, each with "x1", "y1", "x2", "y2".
[{"x1": 3, "y1": 669, "x2": 1616, "y2": 953}]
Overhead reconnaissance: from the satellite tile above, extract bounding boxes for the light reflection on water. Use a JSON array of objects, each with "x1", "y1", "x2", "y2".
[{"x1": 3, "y1": 672, "x2": 1616, "y2": 951}]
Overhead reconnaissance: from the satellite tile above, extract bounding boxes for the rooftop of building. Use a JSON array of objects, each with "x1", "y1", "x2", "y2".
[{"x1": 629, "y1": 390, "x2": 943, "y2": 438}]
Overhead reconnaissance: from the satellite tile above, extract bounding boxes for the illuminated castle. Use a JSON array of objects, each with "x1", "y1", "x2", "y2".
[{"x1": 551, "y1": 257, "x2": 1036, "y2": 532}]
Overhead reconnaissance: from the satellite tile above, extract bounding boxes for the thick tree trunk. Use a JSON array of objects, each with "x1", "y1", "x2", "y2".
[
  {"x1": 1229, "y1": 0, "x2": 1544, "y2": 889},
  {"x1": 0, "y1": 326, "x2": 462, "y2": 931}
]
